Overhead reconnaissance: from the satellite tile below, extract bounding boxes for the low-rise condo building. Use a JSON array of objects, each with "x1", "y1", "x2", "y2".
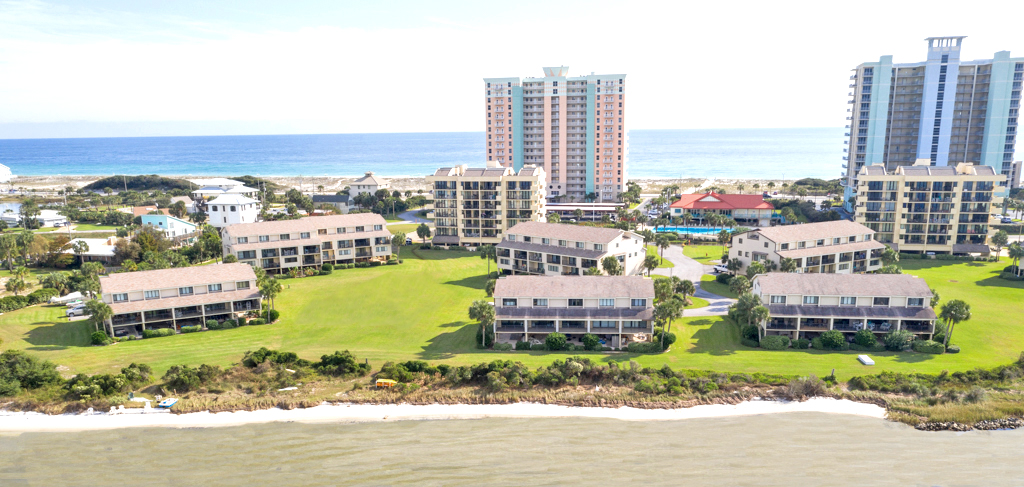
[
  {"x1": 426, "y1": 163, "x2": 547, "y2": 247},
  {"x1": 854, "y1": 161, "x2": 1004, "y2": 254},
  {"x1": 492, "y1": 275, "x2": 655, "y2": 349},
  {"x1": 729, "y1": 220, "x2": 886, "y2": 274},
  {"x1": 207, "y1": 194, "x2": 261, "y2": 228},
  {"x1": 497, "y1": 221, "x2": 645, "y2": 276},
  {"x1": 752, "y1": 273, "x2": 936, "y2": 341},
  {"x1": 222, "y1": 214, "x2": 392, "y2": 272},
  {"x1": 670, "y1": 192, "x2": 774, "y2": 227},
  {"x1": 99, "y1": 263, "x2": 262, "y2": 337}
]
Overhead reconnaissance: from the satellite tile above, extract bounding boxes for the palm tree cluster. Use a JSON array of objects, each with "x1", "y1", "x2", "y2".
[{"x1": 653, "y1": 276, "x2": 695, "y2": 350}]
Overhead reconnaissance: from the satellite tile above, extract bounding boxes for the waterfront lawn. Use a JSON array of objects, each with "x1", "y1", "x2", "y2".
[
  {"x1": 2, "y1": 255, "x2": 1022, "y2": 382},
  {"x1": 699, "y1": 274, "x2": 738, "y2": 299},
  {"x1": 72, "y1": 223, "x2": 121, "y2": 231},
  {"x1": 684, "y1": 245, "x2": 726, "y2": 264},
  {"x1": 646, "y1": 245, "x2": 674, "y2": 268}
]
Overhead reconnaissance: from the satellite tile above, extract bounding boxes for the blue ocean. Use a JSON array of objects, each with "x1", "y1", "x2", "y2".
[{"x1": 0, "y1": 128, "x2": 843, "y2": 179}]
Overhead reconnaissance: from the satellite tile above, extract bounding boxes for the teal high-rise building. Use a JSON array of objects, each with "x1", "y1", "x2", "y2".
[
  {"x1": 484, "y1": 67, "x2": 627, "y2": 202},
  {"x1": 843, "y1": 37, "x2": 1023, "y2": 207}
]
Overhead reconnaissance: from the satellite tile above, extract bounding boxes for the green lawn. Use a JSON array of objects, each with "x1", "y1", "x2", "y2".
[
  {"x1": 388, "y1": 223, "x2": 423, "y2": 237},
  {"x1": 699, "y1": 274, "x2": 738, "y2": 299},
  {"x1": 686, "y1": 296, "x2": 710, "y2": 309},
  {"x1": 646, "y1": 245, "x2": 674, "y2": 268},
  {"x1": 1, "y1": 254, "x2": 1022, "y2": 382},
  {"x1": 71, "y1": 223, "x2": 122, "y2": 231},
  {"x1": 685, "y1": 245, "x2": 726, "y2": 264}
]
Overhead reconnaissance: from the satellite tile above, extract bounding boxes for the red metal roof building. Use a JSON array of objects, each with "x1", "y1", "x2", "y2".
[{"x1": 669, "y1": 192, "x2": 774, "y2": 226}]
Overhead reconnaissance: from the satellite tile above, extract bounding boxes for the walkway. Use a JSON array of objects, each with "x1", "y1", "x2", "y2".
[
  {"x1": 650, "y1": 243, "x2": 735, "y2": 316},
  {"x1": 388, "y1": 209, "x2": 429, "y2": 226}
]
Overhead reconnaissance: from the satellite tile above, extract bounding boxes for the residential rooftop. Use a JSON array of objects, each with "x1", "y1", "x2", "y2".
[
  {"x1": 670, "y1": 192, "x2": 774, "y2": 210},
  {"x1": 222, "y1": 213, "x2": 388, "y2": 238},
  {"x1": 504, "y1": 221, "x2": 634, "y2": 245},
  {"x1": 755, "y1": 273, "x2": 933, "y2": 298},
  {"x1": 99, "y1": 263, "x2": 256, "y2": 294},
  {"x1": 749, "y1": 220, "x2": 875, "y2": 244},
  {"x1": 493, "y1": 275, "x2": 654, "y2": 299}
]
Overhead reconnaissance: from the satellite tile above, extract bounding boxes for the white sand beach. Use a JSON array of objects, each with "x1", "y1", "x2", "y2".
[{"x1": 0, "y1": 398, "x2": 886, "y2": 433}]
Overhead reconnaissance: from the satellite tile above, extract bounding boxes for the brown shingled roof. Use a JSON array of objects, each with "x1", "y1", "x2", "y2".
[
  {"x1": 775, "y1": 239, "x2": 885, "y2": 259},
  {"x1": 754, "y1": 273, "x2": 932, "y2": 298},
  {"x1": 222, "y1": 214, "x2": 389, "y2": 238},
  {"x1": 493, "y1": 276, "x2": 654, "y2": 299},
  {"x1": 749, "y1": 220, "x2": 874, "y2": 244},
  {"x1": 100, "y1": 263, "x2": 257, "y2": 294},
  {"x1": 506, "y1": 222, "x2": 634, "y2": 245}
]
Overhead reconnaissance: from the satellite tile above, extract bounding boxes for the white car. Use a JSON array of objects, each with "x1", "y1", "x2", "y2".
[
  {"x1": 713, "y1": 264, "x2": 729, "y2": 273},
  {"x1": 66, "y1": 305, "x2": 88, "y2": 317}
]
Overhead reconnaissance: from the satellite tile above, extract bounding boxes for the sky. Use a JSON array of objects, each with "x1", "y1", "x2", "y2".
[{"x1": 0, "y1": 0, "x2": 1023, "y2": 139}]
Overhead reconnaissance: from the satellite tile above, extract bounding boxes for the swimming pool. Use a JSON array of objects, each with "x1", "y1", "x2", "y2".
[{"x1": 654, "y1": 226, "x2": 721, "y2": 235}]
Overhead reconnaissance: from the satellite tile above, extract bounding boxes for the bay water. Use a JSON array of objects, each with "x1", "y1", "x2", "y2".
[
  {"x1": 0, "y1": 128, "x2": 843, "y2": 180},
  {"x1": 1, "y1": 413, "x2": 1021, "y2": 486}
]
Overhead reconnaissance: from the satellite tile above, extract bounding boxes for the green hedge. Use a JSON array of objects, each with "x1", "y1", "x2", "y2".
[
  {"x1": 912, "y1": 340, "x2": 946, "y2": 354},
  {"x1": 626, "y1": 342, "x2": 664, "y2": 354},
  {"x1": 794, "y1": 338, "x2": 810, "y2": 349},
  {"x1": 27, "y1": 288, "x2": 59, "y2": 305},
  {"x1": 142, "y1": 328, "x2": 175, "y2": 339},
  {"x1": 946, "y1": 345, "x2": 961, "y2": 354},
  {"x1": 740, "y1": 338, "x2": 760, "y2": 348},
  {"x1": 180, "y1": 325, "x2": 201, "y2": 334},
  {"x1": 492, "y1": 343, "x2": 513, "y2": 351},
  {"x1": 0, "y1": 295, "x2": 29, "y2": 312},
  {"x1": 759, "y1": 335, "x2": 790, "y2": 350},
  {"x1": 515, "y1": 341, "x2": 531, "y2": 351},
  {"x1": 850, "y1": 342, "x2": 886, "y2": 352}
]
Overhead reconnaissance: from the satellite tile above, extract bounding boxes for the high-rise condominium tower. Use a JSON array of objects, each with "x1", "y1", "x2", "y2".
[
  {"x1": 843, "y1": 37, "x2": 1023, "y2": 207},
  {"x1": 484, "y1": 66, "x2": 627, "y2": 202}
]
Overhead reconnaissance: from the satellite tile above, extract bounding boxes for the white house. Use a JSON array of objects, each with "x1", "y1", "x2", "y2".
[
  {"x1": 1, "y1": 209, "x2": 68, "y2": 227},
  {"x1": 0, "y1": 163, "x2": 13, "y2": 184},
  {"x1": 207, "y1": 194, "x2": 260, "y2": 228},
  {"x1": 351, "y1": 171, "x2": 390, "y2": 197}
]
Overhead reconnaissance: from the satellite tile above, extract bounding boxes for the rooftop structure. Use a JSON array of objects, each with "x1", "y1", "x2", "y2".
[
  {"x1": 729, "y1": 220, "x2": 886, "y2": 274},
  {"x1": 497, "y1": 221, "x2": 645, "y2": 276},
  {"x1": 207, "y1": 194, "x2": 260, "y2": 228},
  {"x1": 351, "y1": 171, "x2": 389, "y2": 197},
  {"x1": 484, "y1": 66, "x2": 628, "y2": 202},
  {"x1": 670, "y1": 192, "x2": 775, "y2": 226}
]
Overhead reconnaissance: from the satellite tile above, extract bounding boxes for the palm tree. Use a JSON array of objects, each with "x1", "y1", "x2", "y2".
[
  {"x1": 726, "y1": 257, "x2": 743, "y2": 276},
  {"x1": 416, "y1": 223, "x2": 431, "y2": 243},
  {"x1": 72, "y1": 240, "x2": 90, "y2": 265},
  {"x1": 729, "y1": 275, "x2": 751, "y2": 295},
  {"x1": 0, "y1": 234, "x2": 17, "y2": 271},
  {"x1": 479, "y1": 244, "x2": 497, "y2": 278},
  {"x1": 676, "y1": 279, "x2": 696, "y2": 305},
  {"x1": 260, "y1": 277, "x2": 283, "y2": 311},
  {"x1": 573, "y1": 208, "x2": 584, "y2": 222},
  {"x1": 468, "y1": 299, "x2": 495, "y2": 347},
  {"x1": 1008, "y1": 242, "x2": 1024, "y2": 271},
  {"x1": 880, "y1": 247, "x2": 899, "y2": 267},
  {"x1": 547, "y1": 212, "x2": 561, "y2": 224},
  {"x1": 779, "y1": 257, "x2": 798, "y2": 273},
  {"x1": 39, "y1": 272, "x2": 70, "y2": 295},
  {"x1": 85, "y1": 299, "x2": 113, "y2": 333},
  {"x1": 767, "y1": 181, "x2": 776, "y2": 191},
  {"x1": 939, "y1": 299, "x2": 971, "y2": 350},
  {"x1": 643, "y1": 254, "x2": 659, "y2": 276},
  {"x1": 749, "y1": 305, "x2": 770, "y2": 339},
  {"x1": 655, "y1": 233, "x2": 671, "y2": 260},
  {"x1": 655, "y1": 298, "x2": 683, "y2": 350},
  {"x1": 391, "y1": 232, "x2": 406, "y2": 261}
]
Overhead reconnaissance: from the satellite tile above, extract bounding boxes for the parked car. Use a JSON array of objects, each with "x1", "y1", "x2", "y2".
[
  {"x1": 66, "y1": 305, "x2": 88, "y2": 318},
  {"x1": 1002, "y1": 217, "x2": 1014, "y2": 224},
  {"x1": 713, "y1": 264, "x2": 729, "y2": 274},
  {"x1": 405, "y1": 237, "x2": 413, "y2": 245}
]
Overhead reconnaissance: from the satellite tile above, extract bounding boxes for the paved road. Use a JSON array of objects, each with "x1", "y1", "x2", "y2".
[
  {"x1": 390, "y1": 209, "x2": 429, "y2": 225},
  {"x1": 650, "y1": 243, "x2": 736, "y2": 316}
]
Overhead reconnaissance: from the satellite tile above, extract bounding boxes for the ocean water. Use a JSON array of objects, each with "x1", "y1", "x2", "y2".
[
  {"x1": 0, "y1": 128, "x2": 843, "y2": 180},
  {"x1": 1, "y1": 414, "x2": 1022, "y2": 486}
]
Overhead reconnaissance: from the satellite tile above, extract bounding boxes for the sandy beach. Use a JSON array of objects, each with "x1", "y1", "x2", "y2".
[{"x1": 0, "y1": 398, "x2": 886, "y2": 433}]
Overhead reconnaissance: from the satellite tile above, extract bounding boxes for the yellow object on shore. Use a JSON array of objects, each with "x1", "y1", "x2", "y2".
[{"x1": 375, "y1": 379, "x2": 397, "y2": 388}]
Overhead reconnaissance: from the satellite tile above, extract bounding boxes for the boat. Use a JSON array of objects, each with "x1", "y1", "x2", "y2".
[
  {"x1": 157, "y1": 398, "x2": 178, "y2": 408},
  {"x1": 857, "y1": 355, "x2": 875, "y2": 366}
]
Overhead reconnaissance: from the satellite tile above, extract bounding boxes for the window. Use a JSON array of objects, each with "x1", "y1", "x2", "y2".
[
  {"x1": 373, "y1": 225, "x2": 383, "y2": 231},
  {"x1": 284, "y1": 257, "x2": 298, "y2": 263},
  {"x1": 840, "y1": 297, "x2": 856, "y2": 305},
  {"x1": 797, "y1": 242, "x2": 806, "y2": 249},
  {"x1": 340, "y1": 249, "x2": 351, "y2": 256},
  {"x1": 318, "y1": 229, "x2": 327, "y2": 235},
  {"x1": 208, "y1": 283, "x2": 222, "y2": 292},
  {"x1": 259, "y1": 235, "x2": 270, "y2": 242},
  {"x1": 376, "y1": 246, "x2": 389, "y2": 253},
  {"x1": 816, "y1": 239, "x2": 825, "y2": 247},
  {"x1": 576, "y1": 242, "x2": 584, "y2": 249},
  {"x1": 569, "y1": 299, "x2": 583, "y2": 307},
  {"x1": 300, "y1": 232, "x2": 310, "y2": 239},
  {"x1": 279, "y1": 234, "x2": 290, "y2": 241},
  {"x1": 838, "y1": 263, "x2": 850, "y2": 270},
  {"x1": 908, "y1": 297, "x2": 924, "y2": 307},
  {"x1": 502, "y1": 298, "x2": 518, "y2": 306},
  {"x1": 833, "y1": 238, "x2": 841, "y2": 245},
  {"x1": 594, "y1": 244, "x2": 603, "y2": 251},
  {"x1": 770, "y1": 295, "x2": 787, "y2": 304},
  {"x1": 236, "y1": 281, "x2": 251, "y2": 290},
  {"x1": 803, "y1": 296, "x2": 819, "y2": 305},
  {"x1": 542, "y1": 238, "x2": 550, "y2": 245},
  {"x1": 337, "y1": 227, "x2": 347, "y2": 234},
  {"x1": 179, "y1": 287, "x2": 194, "y2": 296},
  {"x1": 355, "y1": 226, "x2": 365, "y2": 232},
  {"x1": 144, "y1": 290, "x2": 159, "y2": 299},
  {"x1": 112, "y1": 293, "x2": 128, "y2": 302},
  {"x1": 623, "y1": 320, "x2": 644, "y2": 328},
  {"x1": 873, "y1": 297, "x2": 890, "y2": 306},
  {"x1": 230, "y1": 206, "x2": 237, "y2": 212},
  {"x1": 592, "y1": 320, "x2": 616, "y2": 328},
  {"x1": 547, "y1": 265, "x2": 559, "y2": 272},
  {"x1": 533, "y1": 298, "x2": 548, "y2": 307},
  {"x1": 780, "y1": 243, "x2": 789, "y2": 250},
  {"x1": 599, "y1": 299, "x2": 614, "y2": 307},
  {"x1": 630, "y1": 299, "x2": 646, "y2": 307},
  {"x1": 237, "y1": 237, "x2": 248, "y2": 244}
]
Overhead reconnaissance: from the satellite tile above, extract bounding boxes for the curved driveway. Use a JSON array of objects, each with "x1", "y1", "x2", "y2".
[{"x1": 650, "y1": 244, "x2": 735, "y2": 316}]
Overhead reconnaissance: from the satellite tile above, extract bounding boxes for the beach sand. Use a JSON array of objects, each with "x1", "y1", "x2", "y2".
[{"x1": 0, "y1": 398, "x2": 886, "y2": 433}]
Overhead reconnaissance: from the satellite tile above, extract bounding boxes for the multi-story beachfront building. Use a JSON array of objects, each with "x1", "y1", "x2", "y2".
[
  {"x1": 854, "y1": 161, "x2": 1003, "y2": 254},
  {"x1": 492, "y1": 275, "x2": 655, "y2": 349},
  {"x1": 99, "y1": 263, "x2": 262, "y2": 337},
  {"x1": 843, "y1": 37, "x2": 1023, "y2": 208},
  {"x1": 350, "y1": 172, "x2": 389, "y2": 197},
  {"x1": 496, "y1": 221, "x2": 645, "y2": 276},
  {"x1": 222, "y1": 214, "x2": 392, "y2": 272},
  {"x1": 207, "y1": 194, "x2": 261, "y2": 228},
  {"x1": 729, "y1": 220, "x2": 885, "y2": 274},
  {"x1": 484, "y1": 66, "x2": 627, "y2": 202},
  {"x1": 425, "y1": 163, "x2": 546, "y2": 247},
  {"x1": 752, "y1": 273, "x2": 936, "y2": 341},
  {"x1": 669, "y1": 192, "x2": 775, "y2": 227}
]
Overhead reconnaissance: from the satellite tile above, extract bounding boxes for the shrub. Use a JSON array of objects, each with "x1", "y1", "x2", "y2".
[
  {"x1": 419, "y1": 244, "x2": 432, "y2": 250},
  {"x1": 370, "y1": 261, "x2": 383, "y2": 267},
  {"x1": 853, "y1": 329, "x2": 878, "y2": 348},
  {"x1": 741, "y1": 338, "x2": 760, "y2": 348},
  {"x1": 626, "y1": 342, "x2": 663, "y2": 353},
  {"x1": 180, "y1": 325, "x2": 201, "y2": 334},
  {"x1": 601, "y1": 346, "x2": 613, "y2": 351},
  {"x1": 946, "y1": 345, "x2": 960, "y2": 354},
  {"x1": 222, "y1": 319, "x2": 237, "y2": 329},
  {"x1": 205, "y1": 319, "x2": 220, "y2": 330},
  {"x1": 243, "y1": 347, "x2": 299, "y2": 367},
  {"x1": 90, "y1": 331, "x2": 111, "y2": 346},
  {"x1": 162, "y1": 364, "x2": 220, "y2": 392},
  {"x1": 516, "y1": 341, "x2": 531, "y2": 351},
  {"x1": 0, "y1": 295, "x2": 29, "y2": 312},
  {"x1": 319, "y1": 268, "x2": 332, "y2": 275},
  {"x1": 582, "y1": 333, "x2": 601, "y2": 351},
  {"x1": 531, "y1": 343, "x2": 546, "y2": 351},
  {"x1": 355, "y1": 262, "x2": 370, "y2": 268},
  {"x1": 322, "y1": 263, "x2": 334, "y2": 272},
  {"x1": 819, "y1": 330, "x2": 846, "y2": 350},
  {"x1": 794, "y1": 338, "x2": 810, "y2": 349},
  {"x1": 237, "y1": 317, "x2": 247, "y2": 327},
  {"x1": 652, "y1": 329, "x2": 677, "y2": 347},
  {"x1": 884, "y1": 330, "x2": 913, "y2": 351},
  {"x1": 250, "y1": 318, "x2": 266, "y2": 325},
  {"x1": 142, "y1": 328, "x2": 175, "y2": 339},
  {"x1": 493, "y1": 343, "x2": 513, "y2": 351},
  {"x1": 912, "y1": 339, "x2": 945, "y2": 354},
  {"x1": 786, "y1": 375, "x2": 827, "y2": 399},
  {"x1": 386, "y1": 259, "x2": 398, "y2": 265},
  {"x1": 759, "y1": 335, "x2": 790, "y2": 350},
  {"x1": 475, "y1": 326, "x2": 495, "y2": 348},
  {"x1": 27, "y1": 288, "x2": 59, "y2": 305},
  {"x1": 262, "y1": 309, "x2": 280, "y2": 323},
  {"x1": 740, "y1": 324, "x2": 759, "y2": 341},
  {"x1": 850, "y1": 342, "x2": 885, "y2": 352},
  {"x1": 715, "y1": 273, "x2": 733, "y2": 285},
  {"x1": 315, "y1": 350, "x2": 371, "y2": 376},
  {"x1": 544, "y1": 333, "x2": 568, "y2": 351}
]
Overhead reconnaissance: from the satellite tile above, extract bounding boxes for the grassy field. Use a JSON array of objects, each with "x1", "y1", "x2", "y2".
[
  {"x1": 685, "y1": 245, "x2": 726, "y2": 264},
  {"x1": 699, "y1": 274, "x2": 738, "y2": 299},
  {"x1": 71, "y1": 223, "x2": 122, "y2": 231},
  {"x1": 1, "y1": 252, "x2": 1022, "y2": 381},
  {"x1": 646, "y1": 245, "x2": 674, "y2": 268},
  {"x1": 387, "y1": 223, "x2": 423, "y2": 237}
]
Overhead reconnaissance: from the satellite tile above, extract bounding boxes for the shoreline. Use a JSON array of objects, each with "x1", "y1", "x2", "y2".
[{"x1": 0, "y1": 398, "x2": 885, "y2": 433}]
